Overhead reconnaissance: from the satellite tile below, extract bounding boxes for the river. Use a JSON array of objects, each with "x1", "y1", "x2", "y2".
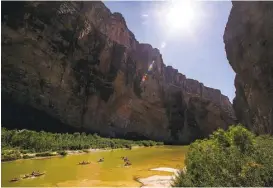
[{"x1": 1, "y1": 146, "x2": 187, "y2": 187}]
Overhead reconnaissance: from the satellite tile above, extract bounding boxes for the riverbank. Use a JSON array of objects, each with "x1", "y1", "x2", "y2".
[
  {"x1": 2, "y1": 146, "x2": 149, "y2": 162},
  {"x1": 1, "y1": 127, "x2": 163, "y2": 162}
]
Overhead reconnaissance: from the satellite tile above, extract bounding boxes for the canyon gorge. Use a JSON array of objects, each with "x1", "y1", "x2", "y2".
[{"x1": 2, "y1": 1, "x2": 272, "y2": 144}]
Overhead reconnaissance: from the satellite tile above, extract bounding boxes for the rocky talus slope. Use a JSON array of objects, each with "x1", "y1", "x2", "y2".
[
  {"x1": 224, "y1": 1, "x2": 273, "y2": 134},
  {"x1": 2, "y1": 1, "x2": 235, "y2": 143}
]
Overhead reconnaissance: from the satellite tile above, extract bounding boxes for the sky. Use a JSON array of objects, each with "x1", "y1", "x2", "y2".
[{"x1": 104, "y1": 0, "x2": 235, "y2": 101}]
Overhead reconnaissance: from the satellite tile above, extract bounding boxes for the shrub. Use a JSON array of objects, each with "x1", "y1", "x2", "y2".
[
  {"x1": 1, "y1": 150, "x2": 21, "y2": 161},
  {"x1": 156, "y1": 142, "x2": 164, "y2": 146},
  {"x1": 125, "y1": 144, "x2": 132, "y2": 149},
  {"x1": 82, "y1": 149, "x2": 89, "y2": 153},
  {"x1": 57, "y1": 151, "x2": 68, "y2": 156},
  {"x1": 21, "y1": 150, "x2": 30, "y2": 154},
  {"x1": 23, "y1": 154, "x2": 35, "y2": 159},
  {"x1": 172, "y1": 125, "x2": 273, "y2": 187},
  {"x1": 35, "y1": 152, "x2": 55, "y2": 157}
]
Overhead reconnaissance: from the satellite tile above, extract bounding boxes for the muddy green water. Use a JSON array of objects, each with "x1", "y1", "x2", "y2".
[{"x1": 2, "y1": 146, "x2": 187, "y2": 187}]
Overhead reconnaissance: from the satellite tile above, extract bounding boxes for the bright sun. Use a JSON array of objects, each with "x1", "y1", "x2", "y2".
[{"x1": 164, "y1": 0, "x2": 198, "y2": 34}]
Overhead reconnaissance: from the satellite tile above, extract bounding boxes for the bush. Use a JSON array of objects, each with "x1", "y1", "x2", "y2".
[
  {"x1": 156, "y1": 142, "x2": 164, "y2": 146},
  {"x1": 172, "y1": 125, "x2": 273, "y2": 187},
  {"x1": 82, "y1": 149, "x2": 89, "y2": 153},
  {"x1": 125, "y1": 144, "x2": 132, "y2": 149},
  {"x1": 21, "y1": 150, "x2": 30, "y2": 154},
  {"x1": 23, "y1": 154, "x2": 35, "y2": 159},
  {"x1": 57, "y1": 151, "x2": 68, "y2": 156},
  {"x1": 35, "y1": 152, "x2": 55, "y2": 157},
  {"x1": 1, "y1": 150, "x2": 21, "y2": 161}
]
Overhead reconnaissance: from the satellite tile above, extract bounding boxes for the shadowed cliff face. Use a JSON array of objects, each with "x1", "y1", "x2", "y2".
[
  {"x1": 2, "y1": 1, "x2": 235, "y2": 143},
  {"x1": 224, "y1": 1, "x2": 273, "y2": 134}
]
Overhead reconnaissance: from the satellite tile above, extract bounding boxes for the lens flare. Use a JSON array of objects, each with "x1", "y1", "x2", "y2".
[{"x1": 141, "y1": 60, "x2": 155, "y2": 84}]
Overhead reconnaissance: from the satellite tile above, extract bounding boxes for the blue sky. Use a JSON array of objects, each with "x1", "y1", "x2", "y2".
[{"x1": 104, "y1": 0, "x2": 235, "y2": 101}]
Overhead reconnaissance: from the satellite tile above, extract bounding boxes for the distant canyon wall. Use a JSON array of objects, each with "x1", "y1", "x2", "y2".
[{"x1": 2, "y1": 1, "x2": 236, "y2": 143}]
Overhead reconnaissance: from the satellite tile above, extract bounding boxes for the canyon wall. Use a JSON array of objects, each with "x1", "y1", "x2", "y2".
[
  {"x1": 2, "y1": 1, "x2": 235, "y2": 143},
  {"x1": 224, "y1": 1, "x2": 273, "y2": 134}
]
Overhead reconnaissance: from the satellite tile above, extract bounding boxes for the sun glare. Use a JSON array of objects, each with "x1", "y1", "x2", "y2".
[
  {"x1": 166, "y1": 1, "x2": 195, "y2": 30},
  {"x1": 162, "y1": 0, "x2": 199, "y2": 35}
]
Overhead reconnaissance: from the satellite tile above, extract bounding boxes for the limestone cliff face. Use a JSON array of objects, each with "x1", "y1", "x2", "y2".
[
  {"x1": 224, "y1": 1, "x2": 273, "y2": 134},
  {"x1": 2, "y1": 1, "x2": 235, "y2": 143}
]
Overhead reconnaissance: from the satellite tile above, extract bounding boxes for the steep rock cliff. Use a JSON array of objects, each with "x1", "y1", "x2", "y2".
[
  {"x1": 224, "y1": 1, "x2": 273, "y2": 134},
  {"x1": 2, "y1": 1, "x2": 235, "y2": 143}
]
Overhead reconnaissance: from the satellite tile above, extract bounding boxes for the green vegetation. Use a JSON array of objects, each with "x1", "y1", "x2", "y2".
[
  {"x1": 1, "y1": 127, "x2": 163, "y2": 161},
  {"x1": 57, "y1": 150, "x2": 68, "y2": 156},
  {"x1": 172, "y1": 125, "x2": 273, "y2": 187},
  {"x1": 1, "y1": 150, "x2": 21, "y2": 161},
  {"x1": 21, "y1": 150, "x2": 31, "y2": 154},
  {"x1": 82, "y1": 149, "x2": 90, "y2": 153},
  {"x1": 22, "y1": 154, "x2": 35, "y2": 159},
  {"x1": 35, "y1": 152, "x2": 56, "y2": 157}
]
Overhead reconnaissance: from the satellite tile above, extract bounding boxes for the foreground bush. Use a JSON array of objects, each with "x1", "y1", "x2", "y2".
[
  {"x1": 1, "y1": 127, "x2": 163, "y2": 153},
  {"x1": 172, "y1": 125, "x2": 273, "y2": 187}
]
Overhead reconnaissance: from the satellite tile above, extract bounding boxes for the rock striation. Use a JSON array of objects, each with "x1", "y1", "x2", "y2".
[
  {"x1": 224, "y1": 1, "x2": 273, "y2": 134},
  {"x1": 2, "y1": 1, "x2": 236, "y2": 143}
]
